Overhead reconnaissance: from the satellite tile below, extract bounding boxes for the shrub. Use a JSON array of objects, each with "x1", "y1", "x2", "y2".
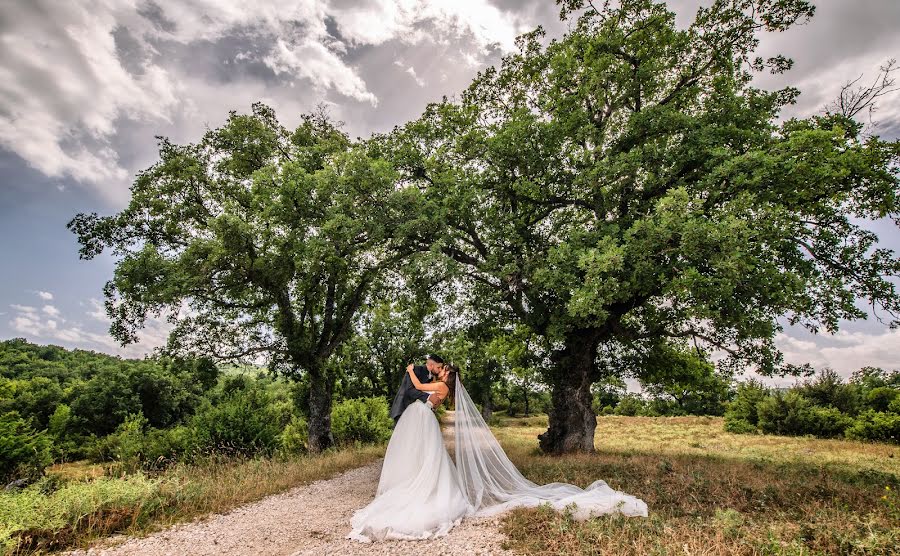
[
  {"x1": 0, "y1": 411, "x2": 53, "y2": 483},
  {"x1": 724, "y1": 416, "x2": 757, "y2": 434},
  {"x1": 331, "y1": 397, "x2": 392, "y2": 445},
  {"x1": 798, "y1": 368, "x2": 859, "y2": 415},
  {"x1": 890, "y1": 396, "x2": 900, "y2": 414},
  {"x1": 801, "y1": 405, "x2": 854, "y2": 438},
  {"x1": 141, "y1": 425, "x2": 194, "y2": 466},
  {"x1": 864, "y1": 387, "x2": 899, "y2": 413},
  {"x1": 278, "y1": 414, "x2": 308, "y2": 455},
  {"x1": 756, "y1": 392, "x2": 852, "y2": 438},
  {"x1": 189, "y1": 385, "x2": 282, "y2": 457},
  {"x1": 614, "y1": 394, "x2": 646, "y2": 416},
  {"x1": 724, "y1": 379, "x2": 769, "y2": 429},
  {"x1": 757, "y1": 391, "x2": 809, "y2": 435},
  {"x1": 845, "y1": 411, "x2": 900, "y2": 443},
  {"x1": 105, "y1": 413, "x2": 150, "y2": 473}
]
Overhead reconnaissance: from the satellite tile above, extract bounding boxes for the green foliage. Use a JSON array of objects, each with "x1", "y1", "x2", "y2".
[
  {"x1": 386, "y1": 0, "x2": 899, "y2": 454},
  {"x1": 0, "y1": 411, "x2": 52, "y2": 483},
  {"x1": 189, "y1": 385, "x2": 283, "y2": 457},
  {"x1": 97, "y1": 413, "x2": 151, "y2": 473},
  {"x1": 332, "y1": 299, "x2": 430, "y2": 401},
  {"x1": 67, "y1": 102, "x2": 427, "y2": 452},
  {"x1": 637, "y1": 343, "x2": 732, "y2": 416},
  {"x1": 797, "y1": 368, "x2": 859, "y2": 415},
  {"x1": 723, "y1": 379, "x2": 769, "y2": 432},
  {"x1": 331, "y1": 397, "x2": 393, "y2": 445},
  {"x1": 0, "y1": 471, "x2": 164, "y2": 553},
  {"x1": 864, "y1": 387, "x2": 899, "y2": 413},
  {"x1": 756, "y1": 391, "x2": 853, "y2": 438},
  {"x1": 614, "y1": 394, "x2": 646, "y2": 417},
  {"x1": 279, "y1": 414, "x2": 309, "y2": 455},
  {"x1": 846, "y1": 410, "x2": 900, "y2": 443}
]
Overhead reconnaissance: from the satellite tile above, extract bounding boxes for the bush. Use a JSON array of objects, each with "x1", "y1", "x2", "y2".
[
  {"x1": 864, "y1": 387, "x2": 899, "y2": 413},
  {"x1": 801, "y1": 406, "x2": 854, "y2": 438},
  {"x1": 278, "y1": 414, "x2": 308, "y2": 455},
  {"x1": 614, "y1": 394, "x2": 646, "y2": 416},
  {"x1": 845, "y1": 411, "x2": 900, "y2": 443},
  {"x1": 724, "y1": 380, "x2": 768, "y2": 430},
  {"x1": 724, "y1": 416, "x2": 757, "y2": 434},
  {"x1": 331, "y1": 397, "x2": 392, "y2": 445},
  {"x1": 798, "y1": 368, "x2": 859, "y2": 415},
  {"x1": 0, "y1": 411, "x2": 53, "y2": 483},
  {"x1": 105, "y1": 413, "x2": 150, "y2": 473},
  {"x1": 189, "y1": 385, "x2": 282, "y2": 457},
  {"x1": 756, "y1": 392, "x2": 852, "y2": 438}
]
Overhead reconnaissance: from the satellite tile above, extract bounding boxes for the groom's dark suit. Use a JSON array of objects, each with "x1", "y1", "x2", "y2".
[{"x1": 389, "y1": 364, "x2": 432, "y2": 424}]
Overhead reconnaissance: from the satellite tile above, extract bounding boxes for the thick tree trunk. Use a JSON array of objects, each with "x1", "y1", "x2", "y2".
[
  {"x1": 538, "y1": 331, "x2": 600, "y2": 454},
  {"x1": 307, "y1": 376, "x2": 334, "y2": 453},
  {"x1": 481, "y1": 389, "x2": 493, "y2": 422}
]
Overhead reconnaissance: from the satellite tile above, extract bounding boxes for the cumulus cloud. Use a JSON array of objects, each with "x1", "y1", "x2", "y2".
[
  {"x1": 8, "y1": 299, "x2": 181, "y2": 358},
  {"x1": 776, "y1": 328, "x2": 900, "y2": 375},
  {"x1": 36, "y1": 291, "x2": 54, "y2": 300},
  {"x1": 86, "y1": 298, "x2": 111, "y2": 323},
  {"x1": 42, "y1": 305, "x2": 61, "y2": 318},
  {"x1": 0, "y1": 0, "x2": 528, "y2": 205}
]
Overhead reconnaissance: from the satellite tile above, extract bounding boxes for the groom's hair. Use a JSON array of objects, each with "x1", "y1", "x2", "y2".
[{"x1": 426, "y1": 354, "x2": 444, "y2": 364}]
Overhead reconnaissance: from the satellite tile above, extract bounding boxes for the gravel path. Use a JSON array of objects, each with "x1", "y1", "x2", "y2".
[{"x1": 63, "y1": 414, "x2": 513, "y2": 556}]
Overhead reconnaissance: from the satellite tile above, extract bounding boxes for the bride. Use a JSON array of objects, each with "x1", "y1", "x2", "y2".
[{"x1": 347, "y1": 362, "x2": 648, "y2": 542}]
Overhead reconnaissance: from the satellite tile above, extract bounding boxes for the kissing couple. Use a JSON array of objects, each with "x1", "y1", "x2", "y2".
[{"x1": 347, "y1": 354, "x2": 648, "y2": 542}]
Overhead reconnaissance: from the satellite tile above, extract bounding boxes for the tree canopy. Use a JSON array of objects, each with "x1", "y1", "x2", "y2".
[
  {"x1": 68, "y1": 0, "x2": 900, "y2": 454},
  {"x1": 383, "y1": 0, "x2": 900, "y2": 452},
  {"x1": 68, "y1": 104, "x2": 429, "y2": 451}
]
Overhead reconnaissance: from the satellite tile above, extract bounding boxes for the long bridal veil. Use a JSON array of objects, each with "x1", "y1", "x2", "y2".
[{"x1": 453, "y1": 375, "x2": 648, "y2": 520}]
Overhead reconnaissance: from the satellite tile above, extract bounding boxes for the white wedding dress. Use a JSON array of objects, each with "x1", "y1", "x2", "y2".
[
  {"x1": 347, "y1": 398, "x2": 471, "y2": 542},
  {"x1": 347, "y1": 377, "x2": 647, "y2": 542}
]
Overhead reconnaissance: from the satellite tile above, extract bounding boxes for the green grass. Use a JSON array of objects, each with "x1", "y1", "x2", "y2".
[
  {"x1": 495, "y1": 415, "x2": 900, "y2": 555},
  {"x1": 1, "y1": 445, "x2": 385, "y2": 555}
]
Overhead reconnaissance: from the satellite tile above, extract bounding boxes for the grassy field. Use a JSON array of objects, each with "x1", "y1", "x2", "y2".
[
  {"x1": 0, "y1": 445, "x2": 385, "y2": 555},
  {"x1": 494, "y1": 415, "x2": 899, "y2": 555}
]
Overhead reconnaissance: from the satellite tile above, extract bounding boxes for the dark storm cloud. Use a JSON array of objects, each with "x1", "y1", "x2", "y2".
[{"x1": 136, "y1": 0, "x2": 178, "y2": 34}]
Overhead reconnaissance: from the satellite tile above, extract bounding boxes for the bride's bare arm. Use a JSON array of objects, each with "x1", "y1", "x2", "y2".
[{"x1": 407, "y1": 364, "x2": 448, "y2": 396}]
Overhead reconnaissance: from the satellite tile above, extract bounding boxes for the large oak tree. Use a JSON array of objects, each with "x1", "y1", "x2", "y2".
[
  {"x1": 387, "y1": 0, "x2": 900, "y2": 453},
  {"x1": 68, "y1": 104, "x2": 428, "y2": 452}
]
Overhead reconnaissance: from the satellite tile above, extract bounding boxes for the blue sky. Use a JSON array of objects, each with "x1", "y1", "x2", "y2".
[{"x1": 1, "y1": 0, "x2": 898, "y2": 381}]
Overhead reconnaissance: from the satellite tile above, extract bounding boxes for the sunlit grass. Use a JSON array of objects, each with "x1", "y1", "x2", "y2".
[{"x1": 495, "y1": 415, "x2": 900, "y2": 555}]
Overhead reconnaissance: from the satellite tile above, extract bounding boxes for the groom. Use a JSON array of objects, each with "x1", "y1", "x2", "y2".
[{"x1": 389, "y1": 354, "x2": 444, "y2": 424}]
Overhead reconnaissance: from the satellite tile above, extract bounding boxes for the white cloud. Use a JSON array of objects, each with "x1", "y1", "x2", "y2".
[
  {"x1": 36, "y1": 291, "x2": 54, "y2": 300},
  {"x1": 8, "y1": 298, "x2": 178, "y2": 358},
  {"x1": 405, "y1": 66, "x2": 426, "y2": 87},
  {"x1": 42, "y1": 305, "x2": 61, "y2": 318},
  {"x1": 263, "y1": 38, "x2": 377, "y2": 105},
  {"x1": 0, "y1": 0, "x2": 528, "y2": 203},
  {"x1": 87, "y1": 298, "x2": 111, "y2": 322},
  {"x1": 737, "y1": 328, "x2": 900, "y2": 388}
]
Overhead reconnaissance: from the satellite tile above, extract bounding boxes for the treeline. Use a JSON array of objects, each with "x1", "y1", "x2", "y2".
[
  {"x1": 724, "y1": 367, "x2": 899, "y2": 442},
  {"x1": 0, "y1": 338, "x2": 393, "y2": 485}
]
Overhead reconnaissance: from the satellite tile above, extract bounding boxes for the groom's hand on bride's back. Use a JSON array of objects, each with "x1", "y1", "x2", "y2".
[{"x1": 428, "y1": 393, "x2": 441, "y2": 407}]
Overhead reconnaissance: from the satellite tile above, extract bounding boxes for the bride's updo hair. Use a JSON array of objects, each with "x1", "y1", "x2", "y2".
[{"x1": 443, "y1": 363, "x2": 460, "y2": 408}]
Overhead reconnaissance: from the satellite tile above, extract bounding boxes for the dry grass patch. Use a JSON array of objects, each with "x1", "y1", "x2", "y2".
[
  {"x1": 2, "y1": 445, "x2": 385, "y2": 555},
  {"x1": 496, "y1": 415, "x2": 899, "y2": 555}
]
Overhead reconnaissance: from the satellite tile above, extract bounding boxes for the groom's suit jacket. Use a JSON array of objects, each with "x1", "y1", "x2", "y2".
[{"x1": 389, "y1": 364, "x2": 431, "y2": 423}]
